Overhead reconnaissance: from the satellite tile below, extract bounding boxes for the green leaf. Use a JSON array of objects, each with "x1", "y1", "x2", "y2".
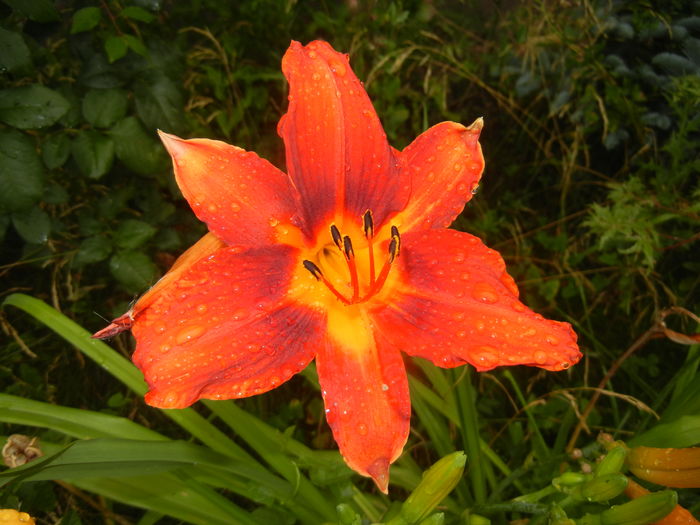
[
  {"x1": 105, "y1": 35, "x2": 128, "y2": 63},
  {"x1": 74, "y1": 235, "x2": 112, "y2": 265},
  {"x1": 631, "y1": 415, "x2": 700, "y2": 448},
  {"x1": 109, "y1": 251, "x2": 158, "y2": 292},
  {"x1": 70, "y1": 6, "x2": 102, "y2": 34},
  {"x1": 43, "y1": 181, "x2": 68, "y2": 204},
  {"x1": 0, "y1": 85, "x2": 70, "y2": 129},
  {"x1": 120, "y1": 5, "x2": 155, "y2": 22},
  {"x1": 41, "y1": 133, "x2": 71, "y2": 169},
  {"x1": 11, "y1": 206, "x2": 51, "y2": 243},
  {"x1": 0, "y1": 27, "x2": 32, "y2": 74},
  {"x1": 114, "y1": 219, "x2": 157, "y2": 250},
  {"x1": 2, "y1": 0, "x2": 59, "y2": 22},
  {"x1": 123, "y1": 34, "x2": 148, "y2": 56},
  {"x1": 82, "y1": 88, "x2": 129, "y2": 128},
  {"x1": 71, "y1": 130, "x2": 114, "y2": 179},
  {"x1": 110, "y1": 116, "x2": 167, "y2": 175},
  {"x1": 135, "y1": 73, "x2": 185, "y2": 132},
  {"x1": 0, "y1": 129, "x2": 45, "y2": 214}
]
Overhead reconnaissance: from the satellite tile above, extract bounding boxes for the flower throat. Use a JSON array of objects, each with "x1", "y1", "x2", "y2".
[{"x1": 303, "y1": 210, "x2": 400, "y2": 305}]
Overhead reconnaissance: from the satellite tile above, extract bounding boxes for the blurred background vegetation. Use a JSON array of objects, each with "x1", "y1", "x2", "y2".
[{"x1": 1, "y1": 0, "x2": 699, "y2": 523}]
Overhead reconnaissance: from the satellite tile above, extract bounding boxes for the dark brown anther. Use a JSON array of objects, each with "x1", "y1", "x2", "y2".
[
  {"x1": 330, "y1": 224, "x2": 343, "y2": 249},
  {"x1": 303, "y1": 260, "x2": 323, "y2": 280},
  {"x1": 390, "y1": 225, "x2": 400, "y2": 256},
  {"x1": 388, "y1": 237, "x2": 398, "y2": 263},
  {"x1": 343, "y1": 235, "x2": 355, "y2": 259},
  {"x1": 363, "y1": 210, "x2": 374, "y2": 239}
]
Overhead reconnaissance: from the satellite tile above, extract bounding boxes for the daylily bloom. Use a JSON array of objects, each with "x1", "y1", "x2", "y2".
[{"x1": 94, "y1": 40, "x2": 580, "y2": 492}]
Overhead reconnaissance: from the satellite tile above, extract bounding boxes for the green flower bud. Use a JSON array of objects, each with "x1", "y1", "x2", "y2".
[
  {"x1": 595, "y1": 445, "x2": 628, "y2": 477},
  {"x1": 576, "y1": 473, "x2": 629, "y2": 502},
  {"x1": 398, "y1": 452, "x2": 466, "y2": 525},
  {"x1": 553, "y1": 472, "x2": 589, "y2": 492},
  {"x1": 599, "y1": 490, "x2": 677, "y2": 525}
]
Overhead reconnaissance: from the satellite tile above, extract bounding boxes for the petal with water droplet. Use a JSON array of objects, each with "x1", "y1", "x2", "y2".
[
  {"x1": 132, "y1": 243, "x2": 323, "y2": 408},
  {"x1": 279, "y1": 40, "x2": 408, "y2": 234},
  {"x1": 317, "y1": 306, "x2": 410, "y2": 493},
  {"x1": 159, "y1": 131, "x2": 300, "y2": 247},
  {"x1": 372, "y1": 229, "x2": 580, "y2": 372},
  {"x1": 392, "y1": 120, "x2": 484, "y2": 233}
]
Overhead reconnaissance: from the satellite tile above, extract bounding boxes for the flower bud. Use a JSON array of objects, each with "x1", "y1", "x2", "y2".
[
  {"x1": 627, "y1": 446, "x2": 700, "y2": 488},
  {"x1": 595, "y1": 445, "x2": 629, "y2": 477},
  {"x1": 599, "y1": 490, "x2": 677, "y2": 525},
  {"x1": 575, "y1": 473, "x2": 629, "y2": 502},
  {"x1": 399, "y1": 452, "x2": 466, "y2": 524}
]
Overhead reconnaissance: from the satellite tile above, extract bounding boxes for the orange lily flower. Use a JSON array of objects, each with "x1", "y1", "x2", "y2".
[{"x1": 94, "y1": 40, "x2": 581, "y2": 492}]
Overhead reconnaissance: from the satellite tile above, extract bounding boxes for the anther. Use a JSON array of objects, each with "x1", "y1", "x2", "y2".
[
  {"x1": 343, "y1": 236, "x2": 355, "y2": 259},
  {"x1": 330, "y1": 224, "x2": 343, "y2": 249},
  {"x1": 388, "y1": 238, "x2": 398, "y2": 263},
  {"x1": 363, "y1": 210, "x2": 374, "y2": 239},
  {"x1": 303, "y1": 260, "x2": 323, "y2": 280},
  {"x1": 390, "y1": 225, "x2": 400, "y2": 256}
]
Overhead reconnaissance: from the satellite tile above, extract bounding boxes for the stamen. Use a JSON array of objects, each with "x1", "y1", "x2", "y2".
[
  {"x1": 303, "y1": 260, "x2": 323, "y2": 280},
  {"x1": 390, "y1": 225, "x2": 400, "y2": 257},
  {"x1": 343, "y1": 236, "x2": 360, "y2": 302},
  {"x1": 303, "y1": 259, "x2": 351, "y2": 305},
  {"x1": 330, "y1": 224, "x2": 343, "y2": 250},
  {"x1": 363, "y1": 210, "x2": 374, "y2": 239},
  {"x1": 388, "y1": 237, "x2": 398, "y2": 263},
  {"x1": 364, "y1": 211, "x2": 376, "y2": 284}
]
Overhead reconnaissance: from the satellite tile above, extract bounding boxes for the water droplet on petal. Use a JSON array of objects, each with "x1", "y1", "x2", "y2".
[
  {"x1": 534, "y1": 351, "x2": 547, "y2": 364},
  {"x1": 329, "y1": 60, "x2": 346, "y2": 76},
  {"x1": 381, "y1": 383, "x2": 389, "y2": 391},
  {"x1": 546, "y1": 335, "x2": 560, "y2": 345},
  {"x1": 231, "y1": 203, "x2": 241, "y2": 212},
  {"x1": 196, "y1": 304, "x2": 207, "y2": 314},
  {"x1": 472, "y1": 281, "x2": 499, "y2": 303},
  {"x1": 175, "y1": 325, "x2": 205, "y2": 345},
  {"x1": 357, "y1": 423, "x2": 368, "y2": 435}
]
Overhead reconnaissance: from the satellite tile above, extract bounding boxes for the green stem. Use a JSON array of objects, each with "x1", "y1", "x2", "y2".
[{"x1": 454, "y1": 367, "x2": 486, "y2": 505}]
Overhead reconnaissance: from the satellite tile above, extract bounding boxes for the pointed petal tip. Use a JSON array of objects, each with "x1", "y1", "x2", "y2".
[
  {"x1": 467, "y1": 116, "x2": 484, "y2": 132},
  {"x1": 157, "y1": 130, "x2": 185, "y2": 156},
  {"x1": 366, "y1": 457, "x2": 390, "y2": 494}
]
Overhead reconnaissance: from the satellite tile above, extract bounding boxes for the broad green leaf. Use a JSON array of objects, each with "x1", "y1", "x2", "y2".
[
  {"x1": 0, "y1": 129, "x2": 44, "y2": 214},
  {"x1": 71, "y1": 130, "x2": 114, "y2": 179},
  {"x1": 82, "y1": 88, "x2": 128, "y2": 128},
  {"x1": 114, "y1": 219, "x2": 157, "y2": 250},
  {"x1": 105, "y1": 35, "x2": 128, "y2": 63},
  {"x1": 2, "y1": 0, "x2": 59, "y2": 22},
  {"x1": 11, "y1": 206, "x2": 51, "y2": 243},
  {"x1": 110, "y1": 116, "x2": 167, "y2": 175},
  {"x1": 120, "y1": 5, "x2": 155, "y2": 22},
  {"x1": 631, "y1": 415, "x2": 700, "y2": 448},
  {"x1": 109, "y1": 250, "x2": 158, "y2": 292},
  {"x1": 0, "y1": 85, "x2": 69, "y2": 129},
  {"x1": 0, "y1": 394, "x2": 162, "y2": 441},
  {"x1": 135, "y1": 72, "x2": 185, "y2": 132},
  {"x1": 41, "y1": 133, "x2": 71, "y2": 169},
  {"x1": 0, "y1": 27, "x2": 32, "y2": 74},
  {"x1": 73, "y1": 235, "x2": 112, "y2": 265},
  {"x1": 0, "y1": 439, "x2": 259, "y2": 524},
  {"x1": 70, "y1": 6, "x2": 102, "y2": 34}
]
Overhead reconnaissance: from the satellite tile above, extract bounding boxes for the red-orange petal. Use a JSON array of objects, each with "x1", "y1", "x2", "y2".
[
  {"x1": 92, "y1": 232, "x2": 226, "y2": 339},
  {"x1": 279, "y1": 40, "x2": 408, "y2": 235},
  {"x1": 393, "y1": 120, "x2": 484, "y2": 233},
  {"x1": 372, "y1": 229, "x2": 580, "y2": 372},
  {"x1": 159, "y1": 132, "x2": 301, "y2": 247},
  {"x1": 316, "y1": 309, "x2": 410, "y2": 493},
  {"x1": 131, "y1": 244, "x2": 324, "y2": 408}
]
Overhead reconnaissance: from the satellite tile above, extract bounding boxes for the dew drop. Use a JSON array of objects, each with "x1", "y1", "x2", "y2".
[
  {"x1": 175, "y1": 325, "x2": 205, "y2": 345},
  {"x1": 308, "y1": 50, "x2": 317, "y2": 58},
  {"x1": 196, "y1": 304, "x2": 207, "y2": 314},
  {"x1": 546, "y1": 335, "x2": 560, "y2": 346},
  {"x1": 357, "y1": 423, "x2": 368, "y2": 435},
  {"x1": 329, "y1": 60, "x2": 347, "y2": 76},
  {"x1": 453, "y1": 163, "x2": 462, "y2": 171},
  {"x1": 470, "y1": 183, "x2": 480, "y2": 195},
  {"x1": 231, "y1": 203, "x2": 241, "y2": 212},
  {"x1": 460, "y1": 272, "x2": 471, "y2": 281},
  {"x1": 381, "y1": 383, "x2": 389, "y2": 391},
  {"x1": 207, "y1": 203, "x2": 218, "y2": 213},
  {"x1": 472, "y1": 281, "x2": 499, "y2": 304},
  {"x1": 268, "y1": 217, "x2": 280, "y2": 227},
  {"x1": 534, "y1": 351, "x2": 547, "y2": 364},
  {"x1": 512, "y1": 302, "x2": 526, "y2": 313},
  {"x1": 312, "y1": 72, "x2": 320, "y2": 80}
]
